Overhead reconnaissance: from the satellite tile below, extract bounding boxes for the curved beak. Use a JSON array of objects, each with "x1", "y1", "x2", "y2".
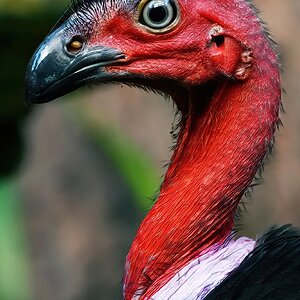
[{"x1": 25, "y1": 27, "x2": 125, "y2": 104}]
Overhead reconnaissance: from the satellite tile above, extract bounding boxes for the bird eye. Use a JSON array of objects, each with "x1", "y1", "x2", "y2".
[
  {"x1": 138, "y1": 0, "x2": 179, "y2": 32},
  {"x1": 66, "y1": 36, "x2": 85, "y2": 55}
]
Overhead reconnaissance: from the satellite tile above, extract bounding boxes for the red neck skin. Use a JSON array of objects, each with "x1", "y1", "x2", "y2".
[{"x1": 123, "y1": 25, "x2": 281, "y2": 300}]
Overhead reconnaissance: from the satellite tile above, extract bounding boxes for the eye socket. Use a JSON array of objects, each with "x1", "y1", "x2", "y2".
[
  {"x1": 138, "y1": 0, "x2": 179, "y2": 32},
  {"x1": 66, "y1": 36, "x2": 85, "y2": 55}
]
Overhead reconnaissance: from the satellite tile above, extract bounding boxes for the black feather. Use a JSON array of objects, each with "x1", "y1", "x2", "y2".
[
  {"x1": 205, "y1": 225, "x2": 300, "y2": 299},
  {"x1": 50, "y1": 0, "x2": 137, "y2": 34}
]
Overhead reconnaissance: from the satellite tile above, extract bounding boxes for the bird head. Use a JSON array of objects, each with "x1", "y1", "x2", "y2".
[
  {"x1": 25, "y1": 1, "x2": 281, "y2": 298},
  {"x1": 25, "y1": 0, "x2": 262, "y2": 107}
]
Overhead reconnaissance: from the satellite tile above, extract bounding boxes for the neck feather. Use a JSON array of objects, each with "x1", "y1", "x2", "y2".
[{"x1": 124, "y1": 43, "x2": 281, "y2": 300}]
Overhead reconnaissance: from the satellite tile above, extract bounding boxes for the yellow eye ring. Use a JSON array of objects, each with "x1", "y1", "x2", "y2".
[{"x1": 136, "y1": 0, "x2": 180, "y2": 33}]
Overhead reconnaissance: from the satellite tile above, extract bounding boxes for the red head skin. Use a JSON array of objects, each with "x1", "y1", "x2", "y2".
[{"x1": 84, "y1": 0, "x2": 281, "y2": 298}]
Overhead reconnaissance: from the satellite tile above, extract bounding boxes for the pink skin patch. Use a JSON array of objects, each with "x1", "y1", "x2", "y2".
[{"x1": 150, "y1": 237, "x2": 255, "y2": 300}]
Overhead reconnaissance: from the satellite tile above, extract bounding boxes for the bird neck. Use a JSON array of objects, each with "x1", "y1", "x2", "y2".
[{"x1": 124, "y1": 49, "x2": 281, "y2": 299}]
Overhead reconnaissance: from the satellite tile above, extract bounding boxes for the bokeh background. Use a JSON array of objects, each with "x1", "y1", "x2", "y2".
[{"x1": 0, "y1": 0, "x2": 299, "y2": 299}]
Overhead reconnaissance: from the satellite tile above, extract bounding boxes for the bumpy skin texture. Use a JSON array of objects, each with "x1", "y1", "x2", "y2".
[{"x1": 25, "y1": 0, "x2": 300, "y2": 299}]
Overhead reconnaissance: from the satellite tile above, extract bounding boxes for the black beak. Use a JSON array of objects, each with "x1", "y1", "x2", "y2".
[{"x1": 25, "y1": 27, "x2": 125, "y2": 104}]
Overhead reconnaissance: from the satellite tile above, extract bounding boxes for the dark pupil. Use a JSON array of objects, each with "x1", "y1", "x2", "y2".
[{"x1": 149, "y1": 5, "x2": 167, "y2": 23}]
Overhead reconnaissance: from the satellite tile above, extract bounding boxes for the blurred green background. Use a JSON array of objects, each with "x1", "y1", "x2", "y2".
[{"x1": 0, "y1": 0, "x2": 299, "y2": 299}]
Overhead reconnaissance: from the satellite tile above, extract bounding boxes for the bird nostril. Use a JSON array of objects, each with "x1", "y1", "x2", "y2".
[
  {"x1": 212, "y1": 35, "x2": 225, "y2": 47},
  {"x1": 66, "y1": 36, "x2": 85, "y2": 55}
]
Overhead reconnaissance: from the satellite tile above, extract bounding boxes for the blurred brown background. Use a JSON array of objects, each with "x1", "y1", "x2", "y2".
[{"x1": 0, "y1": 0, "x2": 299, "y2": 299}]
